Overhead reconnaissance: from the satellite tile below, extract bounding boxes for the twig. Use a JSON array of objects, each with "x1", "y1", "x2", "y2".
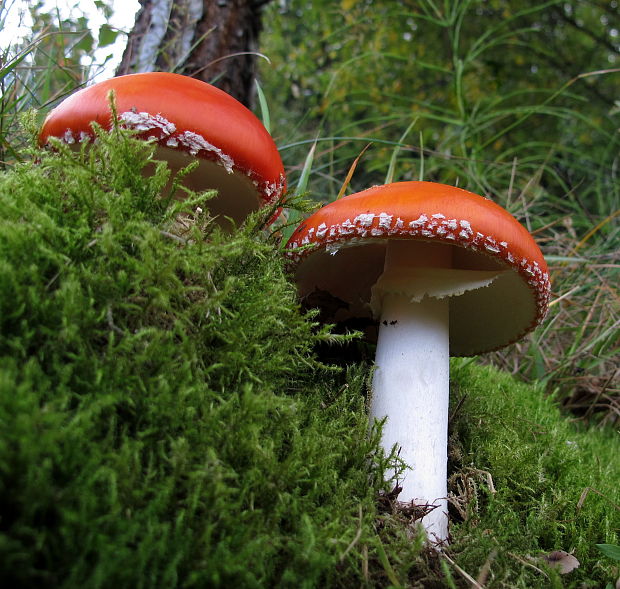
[
  {"x1": 471, "y1": 469, "x2": 496, "y2": 494},
  {"x1": 160, "y1": 230, "x2": 187, "y2": 244},
  {"x1": 507, "y1": 552, "x2": 549, "y2": 578},
  {"x1": 583, "y1": 368, "x2": 619, "y2": 421},
  {"x1": 442, "y1": 553, "x2": 484, "y2": 588},
  {"x1": 577, "y1": 486, "x2": 620, "y2": 512},
  {"x1": 476, "y1": 549, "x2": 497, "y2": 586},
  {"x1": 448, "y1": 393, "x2": 467, "y2": 425},
  {"x1": 362, "y1": 544, "x2": 369, "y2": 582},
  {"x1": 45, "y1": 271, "x2": 61, "y2": 290},
  {"x1": 106, "y1": 306, "x2": 124, "y2": 335}
]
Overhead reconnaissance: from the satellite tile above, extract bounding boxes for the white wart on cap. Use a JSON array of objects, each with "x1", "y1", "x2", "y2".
[{"x1": 286, "y1": 181, "x2": 549, "y2": 355}]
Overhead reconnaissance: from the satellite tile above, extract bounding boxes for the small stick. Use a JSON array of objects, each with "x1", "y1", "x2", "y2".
[
  {"x1": 507, "y1": 552, "x2": 549, "y2": 579},
  {"x1": 442, "y1": 553, "x2": 484, "y2": 588},
  {"x1": 476, "y1": 549, "x2": 497, "y2": 586}
]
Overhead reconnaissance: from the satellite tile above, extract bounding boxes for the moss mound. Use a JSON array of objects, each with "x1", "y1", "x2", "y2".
[
  {"x1": 447, "y1": 361, "x2": 619, "y2": 587},
  {"x1": 0, "y1": 128, "x2": 387, "y2": 587}
]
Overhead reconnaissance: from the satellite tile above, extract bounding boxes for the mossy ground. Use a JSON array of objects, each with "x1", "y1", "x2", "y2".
[
  {"x1": 0, "y1": 126, "x2": 617, "y2": 587},
  {"x1": 447, "y1": 361, "x2": 619, "y2": 587}
]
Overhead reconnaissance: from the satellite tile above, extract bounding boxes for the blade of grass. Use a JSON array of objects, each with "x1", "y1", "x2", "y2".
[
  {"x1": 418, "y1": 130, "x2": 425, "y2": 181},
  {"x1": 479, "y1": 68, "x2": 620, "y2": 151},
  {"x1": 254, "y1": 79, "x2": 271, "y2": 134},
  {"x1": 374, "y1": 536, "x2": 403, "y2": 588},
  {"x1": 575, "y1": 209, "x2": 620, "y2": 251},
  {"x1": 336, "y1": 143, "x2": 372, "y2": 200},
  {"x1": 278, "y1": 139, "x2": 318, "y2": 242},
  {"x1": 384, "y1": 118, "x2": 418, "y2": 185},
  {"x1": 295, "y1": 138, "x2": 317, "y2": 196}
]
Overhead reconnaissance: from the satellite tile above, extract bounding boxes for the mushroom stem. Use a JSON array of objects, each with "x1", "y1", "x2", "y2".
[{"x1": 370, "y1": 241, "x2": 452, "y2": 543}]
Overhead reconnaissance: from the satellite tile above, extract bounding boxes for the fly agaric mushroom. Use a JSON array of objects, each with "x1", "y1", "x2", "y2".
[
  {"x1": 285, "y1": 181, "x2": 550, "y2": 543},
  {"x1": 38, "y1": 72, "x2": 286, "y2": 228}
]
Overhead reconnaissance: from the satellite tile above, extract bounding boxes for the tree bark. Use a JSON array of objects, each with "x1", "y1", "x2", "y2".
[{"x1": 116, "y1": 0, "x2": 268, "y2": 108}]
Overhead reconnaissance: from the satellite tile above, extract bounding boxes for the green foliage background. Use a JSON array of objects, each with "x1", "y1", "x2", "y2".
[{"x1": 261, "y1": 0, "x2": 619, "y2": 210}]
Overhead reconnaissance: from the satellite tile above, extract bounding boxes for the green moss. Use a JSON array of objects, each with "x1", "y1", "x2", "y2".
[
  {"x1": 0, "y1": 127, "x2": 388, "y2": 587},
  {"x1": 446, "y1": 360, "x2": 619, "y2": 588},
  {"x1": 0, "y1": 125, "x2": 617, "y2": 588}
]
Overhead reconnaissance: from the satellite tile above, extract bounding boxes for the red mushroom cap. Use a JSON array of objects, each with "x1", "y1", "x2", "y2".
[
  {"x1": 285, "y1": 181, "x2": 550, "y2": 356},
  {"x1": 38, "y1": 72, "x2": 286, "y2": 226}
]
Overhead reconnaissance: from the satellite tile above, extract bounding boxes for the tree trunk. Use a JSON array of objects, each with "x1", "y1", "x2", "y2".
[{"x1": 116, "y1": 0, "x2": 267, "y2": 108}]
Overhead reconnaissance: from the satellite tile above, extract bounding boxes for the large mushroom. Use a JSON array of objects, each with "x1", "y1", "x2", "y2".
[
  {"x1": 38, "y1": 72, "x2": 286, "y2": 228},
  {"x1": 285, "y1": 181, "x2": 550, "y2": 543}
]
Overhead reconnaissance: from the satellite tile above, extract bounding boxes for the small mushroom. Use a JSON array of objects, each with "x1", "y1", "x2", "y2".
[
  {"x1": 541, "y1": 550, "x2": 580, "y2": 574},
  {"x1": 38, "y1": 72, "x2": 286, "y2": 228},
  {"x1": 285, "y1": 181, "x2": 550, "y2": 543}
]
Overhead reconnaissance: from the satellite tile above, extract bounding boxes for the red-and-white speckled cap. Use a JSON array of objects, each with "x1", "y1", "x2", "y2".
[{"x1": 285, "y1": 181, "x2": 550, "y2": 356}]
